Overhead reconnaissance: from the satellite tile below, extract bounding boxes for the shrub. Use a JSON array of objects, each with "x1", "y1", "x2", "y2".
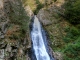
[
  {"x1": 64, "y1": 0, "x2": 80, "y2": 24},
  {"x1": 34, "y1": 0, "x2": 44, "y2": 14},
  {"x1": 63, "y1": 26, "x2": 80, "y2": 43},
  {"x1": 63, "y1": 42, "x2": 80, "y2": 60},
  {"x1": 9, "y1": 0, "x2": 29, "y2": 38}
]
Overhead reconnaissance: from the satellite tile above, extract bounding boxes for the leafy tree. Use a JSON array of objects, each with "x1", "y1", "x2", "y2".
[
  {"x1": 9, "y1": 0, "x2": 29, "y2": 38},
  {"x1": 65, "y1": 0, "x2": 80, "y2": 24},
  {"x1": 34, "y1": 0, "x2": 44, "y2": 14}
]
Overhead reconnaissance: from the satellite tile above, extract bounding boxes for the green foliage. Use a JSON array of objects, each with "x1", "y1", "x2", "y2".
[
  {"x1": 34, "y1": 0, "x2": 44, "y2": 14},
  {"x1": 62, "y1": 25, "x2": 80, "y2": 60},
  {"x1": 70, "y1": 27, "x2": 80, "y2": 36},
  {"x1": 9, "y1": 34, "x2": 19, "y2": 40},
  {"x1": 63, "y1": 26, "x2": 79, "y2": 43},
  {"x1": 64, "y1": 0, "x2": 80, "y2": 24},
  {"x1": 22, "y1": 0, "x2": 37, "y2": 11},
  {"x1": 63, "y1": 40, "x2": 80, "y2": 60},
  {"x1": 9, "y1": 0, "x2": 29, "y2": 38}
]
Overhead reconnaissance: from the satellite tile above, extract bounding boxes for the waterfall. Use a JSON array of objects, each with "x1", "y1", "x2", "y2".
[{"x1": 30, "y1": 15, "x2": 54, "y2": 60}]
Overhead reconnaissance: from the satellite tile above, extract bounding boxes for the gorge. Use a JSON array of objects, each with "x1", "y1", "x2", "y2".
[{"x1": 0, "y1": 0, "x2": 80, "y2": 60}]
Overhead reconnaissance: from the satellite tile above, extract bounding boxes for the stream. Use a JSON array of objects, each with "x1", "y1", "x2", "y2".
[{"x1": 30, "y1": 15, "x2": 54, "y2": 60}]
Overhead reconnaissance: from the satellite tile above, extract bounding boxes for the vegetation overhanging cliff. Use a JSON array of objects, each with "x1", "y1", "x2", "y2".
[{"x1": 0, "y1": 0, "x2": 80, "y2": 60}]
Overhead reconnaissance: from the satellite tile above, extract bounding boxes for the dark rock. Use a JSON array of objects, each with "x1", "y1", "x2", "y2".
[
  {"x1": 1, "y1": 21, "x2": 8, "y2": 34},
  {"x1": 0, "y1": 44, "x2": 7, "y2": 49}
]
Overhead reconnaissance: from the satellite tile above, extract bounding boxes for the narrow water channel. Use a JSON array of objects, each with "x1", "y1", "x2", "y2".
[{"x1": 30, "y1": 15, "x2": 54, "y2": 60}]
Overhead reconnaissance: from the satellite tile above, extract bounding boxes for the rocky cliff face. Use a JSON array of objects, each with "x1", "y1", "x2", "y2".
[
  {"x1": 36, "y1": 0, "x2": 69, "y2": 60},
  {"x1": 0, "y1": 0, "x2": 9, "y2": 39},
  {"x1": 0, "y1": 0, "x2": 10, "y2": 59},
  {"x1": 0, "y1": 0, "x2": 31, "y2": 60},
  {"x1": 0, "y1": 0, "x2": 68, "y2": 60}
]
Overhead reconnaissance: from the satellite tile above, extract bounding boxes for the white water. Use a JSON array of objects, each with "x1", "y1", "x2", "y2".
[{"x1": 31, "y1": 15, "x2": 51, "y2": 60}]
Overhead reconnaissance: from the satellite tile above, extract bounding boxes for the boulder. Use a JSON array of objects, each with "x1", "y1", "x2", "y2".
[{"x1": 37, "y1": 9, "x2": 52, "y2": 25}]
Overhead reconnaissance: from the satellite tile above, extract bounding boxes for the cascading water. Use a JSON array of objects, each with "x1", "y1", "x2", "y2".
[{"x1": 30, "y1": 15, "x2": 54, "y2": 60}]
